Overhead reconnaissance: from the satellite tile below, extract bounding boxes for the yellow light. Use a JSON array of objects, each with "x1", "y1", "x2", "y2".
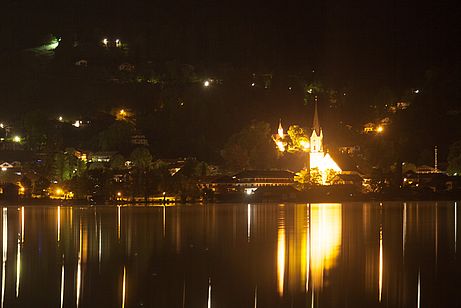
[
  {"x1": 278, "y1": 128, "x2": 284, "y2": 139},
  {"x1": 55, "y1": 188, "x2": 63, "y2": 195},
  {"x1": 277, "y1": 218, "x2": 286, "y2": 296},
  {"x1": 310, "y1": 203, "x2": 342, "y2": 288},
  {"x1": 276, "y1": 140, "x2": 286, "y2": 152},
  {"x1": 122, "y1": 267, "x2": 126, "y2": 308},
  {"x1": 120, "y1": 109, "x2": 125, "y2": 115},
  {"x1": 13, "y1": 136, "x2": 21, "y2": 143},
  {"x1": 117, "y1": 192, "x2": 122, "y2": 197},
  {"x1": 376, "y1": 126, "x2": 384, "y2": 133},
  {"x1": 203, "y1": 80, "x2": 210, "y2": 87},
  {"x1": 102, "y1": 38, "x2": 108, "y2": 46},
  {"x1": 300, "y1": 140, "x2": 310, "y2": 151},
  {"x1": 58, "y1": 116, "x2": 63, "y2": 122},
  {"x1": 379, "y1": 226, "x2": 383, "y2": 302}
]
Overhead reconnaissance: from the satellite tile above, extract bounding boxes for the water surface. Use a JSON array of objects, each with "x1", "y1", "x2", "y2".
[{"x1": 0, "y1": 202, "x2": 459, "y2": 307}]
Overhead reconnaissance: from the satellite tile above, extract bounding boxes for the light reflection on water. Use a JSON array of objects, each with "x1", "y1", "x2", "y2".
[{"x1": 0, "y1": 202, "x2": 459, "y2": 307}]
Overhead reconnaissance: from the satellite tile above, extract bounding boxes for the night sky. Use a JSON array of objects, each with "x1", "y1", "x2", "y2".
[{"x1": 2, "y1": 0, "x2": 460, "y2": 84}]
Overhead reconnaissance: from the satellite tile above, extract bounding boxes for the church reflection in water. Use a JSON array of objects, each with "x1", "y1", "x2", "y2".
[
  {"x1": 276, "y1": 203, "x2": 342, "y2": 298},
  {"x1": 0, "y1": 202, "x2": 458, "y2": 307}
]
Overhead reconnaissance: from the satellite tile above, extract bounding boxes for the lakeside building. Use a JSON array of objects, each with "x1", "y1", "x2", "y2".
[{"x1": 199, "y1": 170, "x2": 295, "y2": 195}]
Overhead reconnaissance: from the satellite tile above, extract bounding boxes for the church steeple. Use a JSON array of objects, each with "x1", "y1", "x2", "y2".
[
  {"x1": 312, "y1": 99, "x2": 320, "y2": 135},
  {"x1": 278, "y1": 119, "x2": 284, "y2": 139}
]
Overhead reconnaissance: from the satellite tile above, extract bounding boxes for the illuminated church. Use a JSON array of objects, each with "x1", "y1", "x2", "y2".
[{"x1": 309, "y1": 102, "x2": 341, "y2": 183}]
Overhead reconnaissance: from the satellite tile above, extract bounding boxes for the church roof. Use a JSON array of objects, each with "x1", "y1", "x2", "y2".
[{"x1": 312, "y1": 101, "x2": 321, "y2": 135}]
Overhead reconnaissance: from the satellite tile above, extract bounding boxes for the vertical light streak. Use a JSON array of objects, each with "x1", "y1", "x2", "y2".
[
  {"x1": 417, "y1": 270, "x2": 420, "y2": 308},
  {"x1": 57, "y1": 206, "x2": 61, "y2": 242},
  {"x1": 379, "y1": 225, "x2": 383, "y2": 303},
  {"x1": 98, "y1": 217, "x2": 102, "y2": 269},
  {"x1": 117, "y1": 206, "x2": 121, "y2": 240},
  {"x1": 455, "y1": 202, "x2": 457, "y2": 254},
  {"x1": 162, "y1": 206, "x2": 166, "y2": 238},
  {"x1": 403, "y1": 203, "x2": 407, "y2": 259},
  {"x1": 21, "y1": 207, "x2": 24, "y2": 243},
  {"x1": 310, "y1": 204, "x2": 342, "y2": 289},
  {"x1": 2, "y1": 208, "x2": 8, "y2": 308},
  {"x1": 311, "y1": 291, "x2": 314, "y2": 308},
  {"x1": 60, "y1": 261, "x2": 65, "y2": 308},
  {"x1": 247, "y1": 204, "x2": 251, "y2": 242},
  {"x1": 306, "y1": 204, "x2": 310, "y2": 293},
  {"x1": 121, "y1": 267, "x2": 126, "y2": 308},
  {"x1": 207, "y1": 278, "x2": 212, "y2": 308},
  {"x1": 277, "y1": 212, "x2": 286, "y2": 297},
  {"x1": 182, "y1": 279, "x2": 186, "y2": 308},
  {"x1": 76, "y1": 223, "x2": 82, "y2": 308},
  {"x1": 15, "y1": 238, "x2": 20, "y2": 298},
  {"x1": 435, "y1": 203, "x2": 438, "y2": 265},
  {"x1": 254, "y1": 285, "x2": 257, "y2": 308}
]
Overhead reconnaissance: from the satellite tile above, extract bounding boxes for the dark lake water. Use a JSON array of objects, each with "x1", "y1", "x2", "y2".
[{"x1": 0, "y1": 202, "x2": 460, "y2": 308}]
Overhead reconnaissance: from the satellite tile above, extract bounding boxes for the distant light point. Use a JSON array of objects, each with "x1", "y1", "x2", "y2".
[{"x1": 204, "y1": 80, "x2": 210, "y2": 87}]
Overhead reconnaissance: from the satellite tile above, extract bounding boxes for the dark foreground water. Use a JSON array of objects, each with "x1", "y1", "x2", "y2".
[{"x1": 0, "y1": 202, "x2": 460, "y2": 308}]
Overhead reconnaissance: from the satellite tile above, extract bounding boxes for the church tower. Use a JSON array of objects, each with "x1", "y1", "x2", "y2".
[{"x1": 309, "y1": 101, "x2": 324, "y2": 170}]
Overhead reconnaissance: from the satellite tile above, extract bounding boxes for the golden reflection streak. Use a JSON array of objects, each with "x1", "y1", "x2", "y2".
[
  {"x1": 207, "y1": 278, "x2": 212, "y2": 308},
  {"x1": 310, "y1": 204, "x2": 342, "y2": 289},
  {"x1": 15, "y1": 237, "x2": 20, "y2": 298},
  {"x1": 98, "y1": 217, "x2": 102, "y2": 269},
  {"x1": 76, "y1": 222, "x2": 82, "y2": 308},
  {"x1": 311, "y1": 291, "x2": 314, "y2": 308},
  {"x1": 379, "y1": 225, "x2": 383, "y2": 303},
  {"x1": 21, "y1": 207, "x2": 24, "y2": 243},
  {"x1": 60, "y1": 261, "x2": 64, "y2": 308},
  {"x1": 254, "y1": 286, "x2": 257, "y2": 308},
  {"x1": 247, "y1": 204, "x2": 251, "y2": 242},
  {"x1": 403, "y1": 203, "x2": 406, "y2": 259},
  {"x1": 122, "y1": 266, "x2": 126, "y2": 308},
  {"x1": 306, "y1": 204, "x2": 310, "y2": 293},
  {"x1": 435, "y1": 203, "x2": 438, "y2": 265},
  {"x1": 2, "y1": 208, "x2": 7, "y2": 308},
  {"x1": 57, "y1": 206, "x2": 61, "y2": 242},
  {"x1": 277, "y1": 208, "x2": 286, "y2": 297},
  {"x1": 163, "y1": 205, "x2": 166, "y2": 238},
  {"x1": 455, "y1": 202, "x2": 458, "y2": 253},
  {"x1": 417, "y1": 270, "x2": 420, "y2": 308},
  {"x1": 117, "y1": 205, "x2": 121, "y2": 240}
]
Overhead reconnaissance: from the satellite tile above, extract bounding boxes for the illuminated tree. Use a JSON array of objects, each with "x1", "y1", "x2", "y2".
[
  {"x1": 325, "y1": 168, "x2": 339, "y2": 185},
  {"x1": 287, "y1": 125, "x2": 309, "y2": 152},
  {"x1": 309, "y1": 167, "x2": 323, "y2": 185},
  {"x1": 294, "y1": 169, "x2": 310, "y2": 190}
]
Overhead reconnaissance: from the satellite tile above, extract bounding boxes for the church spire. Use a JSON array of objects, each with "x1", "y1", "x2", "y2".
[
  {"x1": 312, "y1": 98, "x2": 320, "y2": 135},
  {"x1": 278, "y1": 119, "x2": 284, "y2": 139}
]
